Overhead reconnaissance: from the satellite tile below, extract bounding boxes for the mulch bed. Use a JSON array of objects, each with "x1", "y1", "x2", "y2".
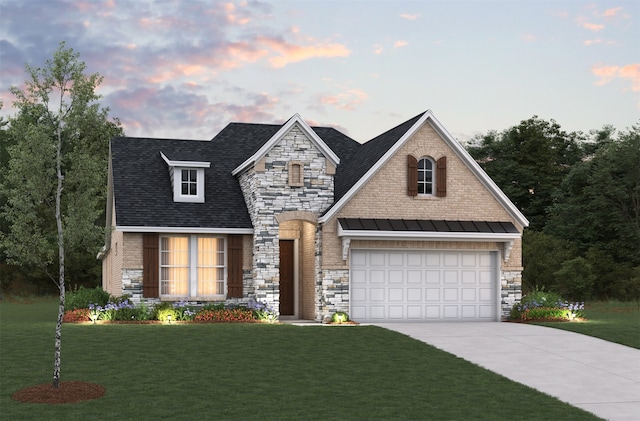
[{"x1": 12, "y1": 381, "x2": 105, "y2": 404}]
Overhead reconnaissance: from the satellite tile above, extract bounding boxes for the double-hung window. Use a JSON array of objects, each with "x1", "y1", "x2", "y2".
[{"x1": 160, "y1": 236, "x2": 226, "y2": 298}]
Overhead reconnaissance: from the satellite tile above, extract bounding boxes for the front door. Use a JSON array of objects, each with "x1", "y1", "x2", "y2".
[{"x1": 279, "y1": 240, "x2": 295, "y2": 316}]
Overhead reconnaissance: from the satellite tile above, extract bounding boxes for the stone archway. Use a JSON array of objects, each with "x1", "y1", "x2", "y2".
[{"x1": 278, "y1": 212, "x2": 318, "y2": 320}]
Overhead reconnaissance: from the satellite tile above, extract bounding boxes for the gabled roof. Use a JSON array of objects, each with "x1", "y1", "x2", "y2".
[
  {"x1": 109, "y1": 118, "x2": 359, "y2": 231},
  {"x1": 232, "y1": 114, "x2": 341, "y2": 177},
  {"x1": 109, "y1": 110, "x2": 528, "y2": 232},
  {"x1": 319, "y1": 110, "x2": 529, "y2": 228}
]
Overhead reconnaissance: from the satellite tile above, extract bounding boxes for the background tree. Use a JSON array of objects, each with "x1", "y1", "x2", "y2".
[
  {"x1": 467, "y1": 117, "x2": 583, "y2": 231},
  {"x1": 0, "y1": 42, "x2": 122, "y2": 387}
]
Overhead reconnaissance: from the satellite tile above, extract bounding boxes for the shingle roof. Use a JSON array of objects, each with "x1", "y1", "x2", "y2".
[
  {"x1": 334, "y1": 112, "x2": 425, "y2": 201},
  {"x1": 111, "y1": 120, "x2": 377, "y2": 229}
]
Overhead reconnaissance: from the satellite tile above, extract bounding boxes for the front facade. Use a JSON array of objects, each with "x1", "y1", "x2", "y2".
[{"x1": 101, "y1": 111, "x2": 528, "y2": 322}]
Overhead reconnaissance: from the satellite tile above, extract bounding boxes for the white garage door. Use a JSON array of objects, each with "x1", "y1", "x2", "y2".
[{"x1": 350, "y1": 250, "x2": 498, "y2": 322}]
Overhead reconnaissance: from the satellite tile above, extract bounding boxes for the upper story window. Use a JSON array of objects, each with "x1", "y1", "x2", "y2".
[
  {"x1": 408, "y1": 155, "x2": 447, "y2": 198},
  {"x1": 417, "y1": 157, "x2": 434, "y2": 195},
  {"x1": 181, "y1": 169, "x2": 198, "y2": 196},
  {"x1": 161, "y1": 152, "x2": 210, "y2": 203}
]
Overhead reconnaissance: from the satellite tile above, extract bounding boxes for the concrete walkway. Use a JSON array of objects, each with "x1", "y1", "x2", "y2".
[{"x1": 372, "y1": 322, "x2": 640, "y2": 421}]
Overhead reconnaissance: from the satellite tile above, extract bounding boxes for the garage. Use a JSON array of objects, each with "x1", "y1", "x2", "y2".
[{"x1": 350, "y1": 249, "x2": 499, "y2": 322}]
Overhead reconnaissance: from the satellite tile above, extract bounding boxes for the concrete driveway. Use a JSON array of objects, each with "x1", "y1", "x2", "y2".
[{"x1": 373, "y1": 322, "x2": 640, "y2": 421}]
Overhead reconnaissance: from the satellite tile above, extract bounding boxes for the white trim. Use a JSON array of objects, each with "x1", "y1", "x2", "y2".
[
  {"x1": 318, "y1": 110, "x2": 529, "y2": 229},
  {"x1": 116, "y1": 226, "x2": 253, "y2": 234},
  {"x1": 231, "y1": 114, "x2": 340, "y2": 177},
  {"x1": 338, "y1": 224, "x2": 518, "y2": 262},
  {"x1": 160, "y1": 152, "x2": 211, "y2": 168}
]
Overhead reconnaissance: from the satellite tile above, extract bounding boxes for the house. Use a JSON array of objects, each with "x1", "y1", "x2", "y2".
[{"x1": 100, "y1": 110, "x2": 528, "y2": 322}]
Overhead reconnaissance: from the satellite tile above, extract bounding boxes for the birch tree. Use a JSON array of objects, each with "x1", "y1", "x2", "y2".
[{"x1": 1, "y1": 42, "x2": 122, "y2": 388}]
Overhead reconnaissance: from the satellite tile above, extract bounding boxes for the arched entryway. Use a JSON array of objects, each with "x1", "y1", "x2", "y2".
[{"x1": 277, "y1": 212, "x2": 317, "y2": 320}]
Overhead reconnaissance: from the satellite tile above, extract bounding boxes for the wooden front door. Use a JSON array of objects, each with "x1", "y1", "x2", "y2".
[{"x1": 279, "y1": 240, "x2": 295, "y2": 316}]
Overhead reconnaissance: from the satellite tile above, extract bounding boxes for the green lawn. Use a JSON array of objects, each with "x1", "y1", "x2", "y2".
[
  {"x1": 0, "y1": 300, "x2": 600, "y2": 421},
  {"x1": 534, "y1": 301, "x2": 640, "y2": 349}
]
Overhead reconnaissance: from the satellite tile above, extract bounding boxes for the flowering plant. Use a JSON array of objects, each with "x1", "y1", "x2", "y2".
[{"x1": 246, "y1": 300, "x2": 277, "y2": 322}]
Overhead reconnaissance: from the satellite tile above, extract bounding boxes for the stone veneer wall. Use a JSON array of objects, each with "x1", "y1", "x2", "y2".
[
  {"x1": 238, "y1": 124, "x2": 334, "y2": 316},
  {"x1": 500, "y1": 271, "x2": 522, "y2": 319}
]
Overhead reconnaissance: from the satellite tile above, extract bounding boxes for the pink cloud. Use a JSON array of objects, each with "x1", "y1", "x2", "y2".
[
  {"x1": 601, "y1": 7, "x2": 623, "y2": 18},
  {"x1": 581, "y1": 21, "x2": 605, "y2": 31},
  {"x1": 400, "y1": 13, "x2": 420, "y2": 20},
  {"x1": 522, "y1": 34, "x2": 537, "y2": 43},
  {"x1": 592, "y1": 64, "x2": 640, "y2": 92},
  {"x1": 256, "y1": 36, "x2": 350, "y2": 68},
  {"x1": 394, "y1": 40, "x2": 408, "y2": 48},
  {"x1": 373, "y1": 44, "x2": 384, "y2": 54},
  {"x1": 319, "y1": 88, "x2": 368, "y2": 111}
]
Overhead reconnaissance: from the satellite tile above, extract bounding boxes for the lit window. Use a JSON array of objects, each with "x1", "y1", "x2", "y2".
[
  {"x1": 160, "y1": 237, "x2": 189, "y2": 296},
  {"x1": 197, "y1": 237, "x2": 225, "y2": 296},
  {"x1": 418, "y1": 157, "x2": 434, "y2": 195},
  {"x1": 160, "y1": 236, "x2": 226, "y2": 298}
]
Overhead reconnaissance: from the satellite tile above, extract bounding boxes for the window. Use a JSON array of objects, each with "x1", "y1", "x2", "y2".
[
  {"x1": 160, "y1": 152, "x2": 209, "y2": 203},
  {"x1": 407, "y1": 155, "x2": 446, "y2": 198},
  {"x1": 181, "y1": 169, "x2": 198, "y2": 196},
  {"x1": 160, "y1": 236, "x2": 226, "y2": 298},
  {"x1": 417, "y1": 158, "x2": 434, "y2": 195}
]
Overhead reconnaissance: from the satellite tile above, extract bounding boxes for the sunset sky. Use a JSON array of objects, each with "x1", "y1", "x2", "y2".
[{"x1": 1, "y1": 0, "x2": 638, "y2": 142}]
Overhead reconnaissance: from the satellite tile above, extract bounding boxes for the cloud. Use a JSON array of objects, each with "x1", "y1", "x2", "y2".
[
  {"x1": 584, "y1": 39, "x2": 602, "y2": 46},
  {"x1": 257, "y1": 35, "x2": 350, "y2": 68},
  {"x1": 319, "y1": 88, "x2": 368, "y2": 111},
  {"x1": 601, "y1": 7, "x2": 623, "y2": 18},
  {"x1": 522, "y1": 34, "x2": 537, "y2": 43},
  {"x1": 400, "y1": 13, "x2": 420, "y2": 21},
  {"x1": 394, "y1": 40, "x2": 408, "y2": 48},
  {"x1": 592, "y1": 64, "x2": 640, "y2": 92},
  {"x1": 580, "y1": 21, "x2": 605, "y2": 31},
  {"x1": 373, "y1": 44, "x2": 384, "y2": 54}
]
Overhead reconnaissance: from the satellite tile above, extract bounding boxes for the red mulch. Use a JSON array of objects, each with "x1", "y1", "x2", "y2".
[{"x1": 11, "y1": 381, "x2": 105, "y2": 404}]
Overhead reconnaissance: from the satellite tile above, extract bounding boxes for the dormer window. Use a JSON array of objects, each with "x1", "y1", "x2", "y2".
[
  {"x1": 181, "y1": 169, "x2": 198, "y2": 196},
  {"x1": 161, "y1": 152, "x2": 210, "y2": 203}
]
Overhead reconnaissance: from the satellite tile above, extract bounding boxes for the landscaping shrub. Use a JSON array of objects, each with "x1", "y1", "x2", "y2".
[
  {"x1": 194, "y1": 307, "x2": 255, "y2": 322},
  {"x1": 246, "y1": 299, "x2": 277, "y2": 322},
  {"x1": 65, "y1": 286, "x2": 110, "y2": 310},
  {"x1": 510, "y1": 288, "x2": 585, "y2": 321},
  {"x1": 331, "y1": 311, "x2": 350, "y2": 323},
  {"x1": 62, "y1": 308, "x2": 90, "y2": 322}
]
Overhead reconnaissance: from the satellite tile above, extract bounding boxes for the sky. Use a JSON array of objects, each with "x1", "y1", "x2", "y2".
[{"x1": 0, "y1": 0, "x2": 638, "y2": 143}]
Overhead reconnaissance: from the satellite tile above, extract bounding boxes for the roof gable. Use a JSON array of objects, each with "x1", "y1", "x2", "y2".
[
  {"x1": 319, "y1": 110, "x2": 529, "y2": 228},
  {"x1": 231, "y1": 114, "x2": 340, "y2": 176}
]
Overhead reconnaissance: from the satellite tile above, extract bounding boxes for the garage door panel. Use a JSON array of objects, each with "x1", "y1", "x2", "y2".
[
  {"x1": 369, "y1": 288, "x2": 385, "y2": 301},
  {"x1": 407, "y1": 288, "x2": 422, "y2": 301},
  {"x1": 350, "y1": 250, "x2": 497, "y2": 322},
  {"x1": 407, "y1": 270, "x2": 422, "y2": 284},
  {"x1": 389, "y1": 270, "x2": 404, "y2": 284},
  {"x1": 389, "y1": 288, "x2": 404, "y2": 301},
  {"x1": 389, "y1": 306, "x2": 404, "y2": 319}
]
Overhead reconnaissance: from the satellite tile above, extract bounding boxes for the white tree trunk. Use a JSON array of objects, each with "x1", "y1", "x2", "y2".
[{"x1": 53, "y1": 127, "x2": 65, "y2": 389}]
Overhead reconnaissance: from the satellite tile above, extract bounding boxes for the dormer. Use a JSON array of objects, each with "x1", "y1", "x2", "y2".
[{"x1": 160, "y1": 152, "x2": 211, "y2": 203}]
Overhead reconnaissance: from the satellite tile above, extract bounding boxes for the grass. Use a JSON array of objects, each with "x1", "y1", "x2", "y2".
[
  {"x1": 0, "y1": 299, "x2": 599, "y2": 420},
  {"x1": 533, "y1": 300, "x2": 640, "y2": 349}
]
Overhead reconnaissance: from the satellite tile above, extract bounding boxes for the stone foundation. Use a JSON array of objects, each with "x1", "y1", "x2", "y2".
[{"x1": 500, "y1": 270, "x2": 522, "y2": 319}]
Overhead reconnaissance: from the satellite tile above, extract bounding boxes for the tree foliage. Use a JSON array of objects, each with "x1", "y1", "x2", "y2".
[
  {"x1": 0, "y1": 42, "x2": 122, "y2": 387},
  {"x1": 469, "y1": 117, "x2": 639, "y2": 302},
  {"x1": 467, "y1": 117, "x2": 583, "y2": 231}
]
